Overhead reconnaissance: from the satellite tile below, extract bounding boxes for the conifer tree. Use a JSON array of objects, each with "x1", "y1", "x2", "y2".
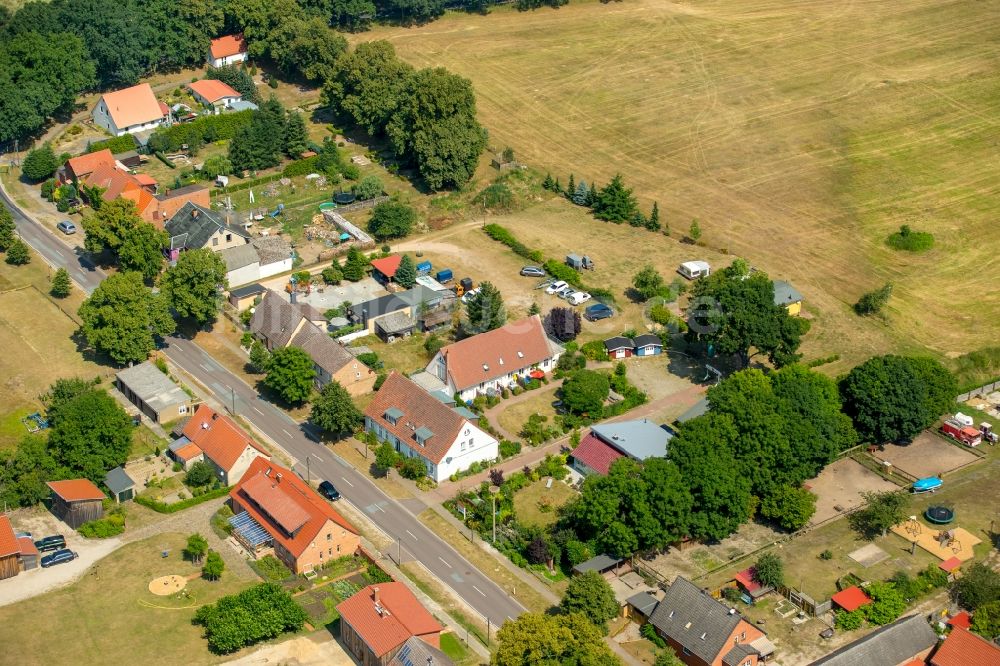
[
  {"x1": 394, "y1": 254, "x2": 417, "y2": 288},
  {"x1": 572, "y1": 181, "x2": 589, "y2": 206},
  {"x1": 566, "y1": 173, "x2": 575, "y2": 198},
  {"x1": 50, "y1": 268, "x2": 71, "y2": 298},
  {"x1": 647, "y1": 202, "x2": 661, "y2": 231},
  {"x1": 587, "y1": 182, "x2": 598, "y2": 207}
]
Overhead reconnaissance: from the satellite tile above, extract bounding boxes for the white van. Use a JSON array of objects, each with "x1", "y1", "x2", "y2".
[{"x1": 678, "y1": 261, "x2": 711, "y2": 280}]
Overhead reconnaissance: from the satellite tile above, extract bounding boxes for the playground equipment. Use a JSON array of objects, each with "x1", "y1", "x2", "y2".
[
  {"x1": 925, "y1": 506, "x2": 955, "y2": 525},
  {"x1": 318, "y1": 202, "x2": 337, "y2": 212},
  {"x1": 913, "y1": 477, "x2": 942, "y2": 493},
  {"x1": 21, "y1": 412, "x2": 50, "y2": 433},
  {"x1": 935, "y1": 530, "x2": 962, "y2": 554},
  {"x1": 270, "y1": 203, "x2": 285, "y2": 218},
  {"x1": 333, "y1": 191, "x2": 356, "y2": 205},
  {"x1": 903, "y1": 516, "x2": 923, "y2": 537}
]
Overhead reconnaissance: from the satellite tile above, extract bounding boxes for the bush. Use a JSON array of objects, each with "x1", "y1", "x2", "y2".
[
  {"x1": 78, "y1": 513, "x2": 125, "y2": 538},
  {"x1": 282, "y1": 156, "x2": 320, "y2": 178},
  {"x1": 148, "y1": 111, "x2": 253, "y2": 154},
  {"x1": 542, "y1": 259, "x2": 583, "y2": 288},
  {"x1": 819, "y1": 549, "x2": 833, "y2": 560},
  {"x1": 185, "y1": 461, "x2": 216, "y2": 488},
  {"x1": 482, "y1": 224, "x2": 544, "y2": 263},
  {"x1": 398, "y1": 456, "x2": 427, "y2": 480},
  {"x1": 835, "y1": 608, "x2": 865, "y2": 631},
  {"x1": 253, "y1": 555, "x2": 293, "y2": 581},
  {"x1": 476, "y1": 182, "x2": 514, "y2": 211},
  {"x1": 641, "y1": 621, "x2": 667, "y2": 648},
  {"x1": 886, "y1": 225, "x2": 934, "y2": 252},
  {"x1": 580, "y1": 340, "x2": 610, "y2": 362},
  {"x1": 321, "y1": 266, "x2": 343, "y2": 285},
  {"x1": 87, "y1": 135, "x2": 137, "y2": 154},
  {"x1": 499, "y1": 439, "x2": 522, "y2": 458},
  {"x1": 194, "y1": 583, "x2": 307, "y2": 654},
  {"x1": 22, "y1": 145, "x2": 59, "y2": 181},
  {"x1": 366, "y1": 562, "x2": 393, "y2": 584},
  {"x1": 353, "y1": 175, "x2": 384, "y2": 200},
  {"x1": 368, "y1": 201, "x2": 416, "y2": 241},
  {"x1": 854, "y1": 283, "x2": 893, "y2": 316},
  {"x1": 135, "y1": 485, "x2": 230, "y2": 514}
]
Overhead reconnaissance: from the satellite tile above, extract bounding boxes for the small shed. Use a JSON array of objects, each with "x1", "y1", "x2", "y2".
[
  {"x1": 566, "y1": 253, "x2": 594, "y2": 270},
  {"x1": 831, "y1": 585, "x2": 871, "y2": 612},
  {"x1": 633, "y1": 334, "x2": 663, "y2": 357},
  {"x1": 46, "y1": 479, "x2": 106, "y2": 529},
  {"x1": 419, "y1": 308, "x2": 452, "y2": 333},
  {"x1": 625, "y1": 590, "x2": 659, "y2": 622},
  {"x1": 0, "y1": 516, "x2": 19, "y2": 580},
  {"x1": 229, "y1": 283, "x2": 267, "y2": 310},
  {"x1": 773, "y1": 280, "x2": 804, "y2": 316},
  {"x1": 733, "y1": 566, "x2": 774, "y2": 601},
  {"x1": 374, "y1": 311, "x2": 415, "y2": 343},
  {"x1": 677, "y1": 261, "x2": 711, "y2": 280},
  {"x1": 573, "y1": 553, "x2": 624, "y2": 578},
  {"x1": 604, "y1": 336, "x2": 635, "y2": 359},
  {"x1": 18, "y1": 537, "x2": 39, "y2": 571},
  {"x1": 105, "y1": 466, "x2": 136, "y2": 504},
  {"x1": 370, "y1": 255, "x2": 402, "y2": 284}
]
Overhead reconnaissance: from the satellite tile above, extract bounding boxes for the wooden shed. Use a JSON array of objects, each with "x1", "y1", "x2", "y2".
[
  {"x1": 0, "y1": 515, "x2": 19, "y2": 580},
  {"x1": 47, "y1": 479, "x2": 106, "y2": 529}
]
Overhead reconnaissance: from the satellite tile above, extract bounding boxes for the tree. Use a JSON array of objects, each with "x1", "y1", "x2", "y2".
[
  {"x1": 248, "y1": 341, "x2": 271, "y2": 374},
  {"x1": 0, "y1": 206, "x2": 15, "y2": 251},
  {"x1": 753, "y1": 553, "x2": 784, "y2": 589},
  {"x1": 559, "y1": 570, "x2": 619, "y2": 631},
  {"x1": 79, "y1": 272, "x2": 176, "y2": 364},
  {"x1": 21, "y1": 144, "x2": 58, "y2": 181},
  {"x1": 760, "y1": 485, "x2": 817, "y2": 531},
  {"x1": 374, "y1": 441, "x2": 399, "y2": 473},
  {"x1": 49, "y1": 268, "x2": 71, "y2": 298},
  {"x1": 566, "y1": 174, "x2": 575, "y2": 196},
  {"x1": 587, "y1": 182, "x2": 598, "y2": 207},
  {"x1": 971, "y1": 600, "x2": 1000, "y2": 639},
  {"x1": 864, "y1": 582, "x2": 906, "y2": 625},
  {"x1": 654, "y1": 649, "x2": 683, "y2": 666},
  {"x1": 184, "y1": 533, "x2": 209, "y2": 564},
  {"x1": 201, "y1": 155, "x2": 233, "y2": 180},
  {"x1": 324, "y1": 41, "x2": 415, "y2": 136},
  {"x1": 118, "y1": 223, "x2": 167, "y2": 281},
  {"x1": 849, "y1": 490, "x2": 908, "y2": 540},
  {"x1": 835, "y1": 608, "x2": 865, "y2": 631},
  {"x1": 572, "y1": 180, "x2": 588, "y2": 206},
  {"x1": 47, "y1": 384, "x2": 133, "y2": 483},
  {"x1": 310, "y1": 380, "x2": 361, "y2": 437},
  {"x1": 854, "y1": 282, "x2": 893, "y2": 316},
  {"x1": 228, "y1": 98, "x2": 288, "y2": 172},
  {"x1": 4, "y1": 239, "x2": 30, "y2": 265},
  {"x1": 321, "y1": 265, "x2": 343, "y2": 285},
  {"x1": 194, "y1": 582, "x2": 306, "y2": 654},
  {"x1": 353, "y1": 175, "x2": 383, "y2": 200},
  {"x1": 264, "y1": 347, "x2": 316, "y2": 405},
  {"x1": 689, "y1": 219, "x2": 702, "y2": 242},
  {"x1": 592, "y1": 174, "x2": 637, "y2": 223},
  {"x1": 492, "y1": 612, "x2": 620, "y2": 666},
  {"x1": 283, "y1": 112, "x2": 308, "y2": 158},
  {"x1": 632, "y1": 265, "x2": 665, "y2": 301},
  {"x1": 161, "y1": 248, "x2": 227, "y2": 325},
  {"x1": 342, "y1": 247, "x2": 368, "y2": 281},
  {"x1": 687, "y1": 264, "x2": 809, "y2": 368},
  {"x1": 202, "y1": 550, "x2": 225, "y2": 580},
  {"x1": 270, "y1": 17, "x2": 348, "y2": 84},
  {"x1": 647, "y1": 201, "x2": 661, "y2": 232},
  {"x1": 394, "y1": 254, "x2": 417, "y2": 288},
  {"x1": 465, "y1": 281, "x2": 507, "y2": 333},
  {"x1": 561, "y1": 370, "x2": 610, "y2": 416},
  {"x1": 82, "y1": 198, "x2": 143, "y2": 258},
  {"x1": 840, "y1": 355, "x2": 954, "y2": 444},
  {"x1": 545, "y1": 307, "x2": 581, "y2": 342},
  {"x1": 206, "y1": 66, "x2": 261, "y2": 104},
  {"x1": 950, "y1": 563, "x2": 1000, "y2": 611},
  {"x1": 185, "y1": 461, "x2": 215, "y2": 487},
  {"x1": 367, "y1": 200, "x2": 416, "y2": 241}
]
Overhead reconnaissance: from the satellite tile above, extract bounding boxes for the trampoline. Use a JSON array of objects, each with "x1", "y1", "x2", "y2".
[
  {"x1": 925, "y1": 506, "x2": 955, "y2": 525},
  {"x1": 333, "y1": 192, "x2": 356, "y2": 205}
]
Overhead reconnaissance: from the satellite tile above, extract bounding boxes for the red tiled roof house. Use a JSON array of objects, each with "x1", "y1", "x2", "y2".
[
  {"x1": 930, "y1": 626, "x2": 1000, "y2": 666},
  {"x1": 91, "y1": 83, "x2": 168, "y2": 136},
  {"x1": 46, "y1": 479, "x2": 106, "y2": 529},
  {"x1": 425, "y1": 315, "x2": 563, "y2": 402},
  {"x1": 228, "y1": 458, "x2": 360, "y2": 574},
  {"x1": 167, "y1": 404, "x2": 270, "y2": 485},
  {"x1": 208, "y1": 34, "x2": 248, "y2": 68},
  {"x1": 0, "y1": 515, "x2": 20, "y2": 580},
  {"x1": 364, "y1": 372, "x2": 499, "y2": 482},
  {"x1": 337, "y1": 582, "x2": 444, "y2": 666},
  {"x1": 186, "y1": 79, "x2": 243, "y2": 111}
]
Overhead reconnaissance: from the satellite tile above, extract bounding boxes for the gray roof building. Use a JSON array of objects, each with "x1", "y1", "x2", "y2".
[
  {"x1": 288, "y1": 322, "x2": 355, "y2": 379},
  {"x1": 115, "y1": 361, "x2": 190, "y2": 423},
  {"x1": 165, "y1": 202, "x2": 249, "y2": 251},
  {"x1": 590, "y1": 419, "x2": 673, "y2": 460},
  {"x1": 250, "y1": 290, "x2": 326, "y2": 349},
  {"x1": 375, "y1": 311, "x2": 416, "y2": 339},
  {"x1": 349, "y1": 286, "x2": 451, "y2": 327},
  {"x1": 251, "y1": 235, "x2": 292, "y2": 265},
  {"x1": 773, "y1": 280, "x2": 803, "y2": 307},
  {"x1": 633, "y1": 334, "x2": 663, "y2": 348},
  {"x1": 220, "y1": 243, "x2": 259, "y2": 271},
  {"x1": 386, "y1": 636, "x2": 453, "y2": 666},
  {"x1": 626, "y1": 591, "x2": 659, "y2": 617},
  {"x1": 807, "y1": 615, "x2": 938, "y2": 666},
  {"x1": 676, "y1": 397, "x2": 709, "y2": 424},
  {"x1": 104, "y1": 466, "x2": 136, "y2": 503},
  {"x1": 604, "y1": 336, "x2": 634, "y2": 352},
  {"x1": 572, "y1": 554, "x2": 622, "y2": 575}
]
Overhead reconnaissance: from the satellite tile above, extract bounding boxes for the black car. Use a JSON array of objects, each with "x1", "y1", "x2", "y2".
[
  {"x1": 41, "y1": 549, "x2": 77, "y2": 568},
  {"x1": 520, "y1": 266, "x2": 546, "y2": 277},
  {"x1": 584, "y1": 303, "x2": 614, "y2": 321},
  {"x1": 318, "y1": 480, "x2": 341, "y2": 501},
  {"x1": 34, "y1": 535, "x2": 66, "y2": 552}
]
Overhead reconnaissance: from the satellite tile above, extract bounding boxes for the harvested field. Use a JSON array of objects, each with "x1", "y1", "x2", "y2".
[
  {"x1": 363, "y1": 0, "x2": 1000, "y2": 366},
  {"x1": 871, "y1": 432, "x2": 982, "y2": 480},
  {"x1": 806, "y1": 457, "x2": 900, "y2": 525}
]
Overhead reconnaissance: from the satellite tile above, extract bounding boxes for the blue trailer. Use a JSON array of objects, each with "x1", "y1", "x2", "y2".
[
  {"x1": 416, "y1": 260, "x2": 432, "y2": 276},
  {"x1": 435, "y1": 268, "x2": 453, "y2": 283}
]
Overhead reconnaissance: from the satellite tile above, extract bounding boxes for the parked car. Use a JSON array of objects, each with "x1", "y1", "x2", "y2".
[
  {"x1": 567, "y1": 292, "x2": 592, "y2": 306},
  {"x1": 318, "y1": 480, "x2": 341, "y2": 501},
  {"x1": 555, "y1": 285, "x2": 576, "y2": 298},
  {"x1": 520, "y1": 266, "x2": 545, "y2": 277},
  {"x1": 461, "y1": 288, "x2": 480, "y2": 304},
  {"x1": 40, "y1": 549, "x2": 77, "y2": 568},
  {"x1": 584, "y1": 303, "x2": 614, "y2": 321},
  {"x1": 56, "y1": 220, "x2": 77, "y2": 235},
  {"x1": 545, "y1": 280, "x2": 568, "y2": 295},
  {"x1": 34, "y1": 535, "x2": 66, "y2": 552}
]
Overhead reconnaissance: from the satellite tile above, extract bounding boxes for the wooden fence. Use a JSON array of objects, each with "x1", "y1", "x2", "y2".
[{"x1": 957, "y1": 380, "x2": 1000, "y2": 402}]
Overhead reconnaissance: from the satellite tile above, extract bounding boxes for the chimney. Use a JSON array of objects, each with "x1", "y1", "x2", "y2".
[
  {"x1": 211, "y1": 412, "x2": 218, "y2": 420},
  {"x1": 192, "y1": 209, "x2": 200, "y2": 219},
  {"x1": 265, "y1": 467, "x2": 272, "y2": 477},
  {"x1": 275, "y1": 473, "x2": 282, "y2": 482},
  {"x1": 290, "y1": 291, "x2": 298, "y2": 304},
  {"x1": 373, "y1": 587, "x2": 380, "y2": 604}
]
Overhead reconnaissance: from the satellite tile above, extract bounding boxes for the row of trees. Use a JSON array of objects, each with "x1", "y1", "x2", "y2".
[
  {"x1": 228, "y1": 98, "x2": 310, "y2": 172},
  {"x1": 542, "y1": 172, "x2": 662, "y2": 231}
]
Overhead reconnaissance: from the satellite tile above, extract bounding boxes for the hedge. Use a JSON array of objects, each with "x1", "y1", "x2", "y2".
[
  {"x1": 87, "y1": 135, "x2": 136, "y2": 154},
  {"x1": 483, "y1": 223, "x2": 544, "y2": 263},
  {"x1": 147, "y1": 111, "x2": 253, "y2": 154},
  {"x1": 542, "y1": 259, "x2": 583, "y2": 288},
  {"x1": 282, "y1": 155, "x2": 320, "y2": 178},
  {"x1": 135, "y1": 485, "x2": 231, "y2": 514}
]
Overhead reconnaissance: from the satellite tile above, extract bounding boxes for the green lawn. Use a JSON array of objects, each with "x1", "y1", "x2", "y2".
[
  {"x1": 131, "y1": 423, "x2": 168, "y2": 460},
  {"x1": 511, "y1": 478, "x2": 577, "y2": 528},
  {"x1": 0, "y1": 534, "x2": 252, "y2": 664},
  {"x1": 440, "y1": 632, "x2": 475, "y2": 665}
]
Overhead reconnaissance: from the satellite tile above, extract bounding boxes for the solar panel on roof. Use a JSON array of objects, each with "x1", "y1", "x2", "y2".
[
  {"x1": 229, "y1": 511, "x2": 272, "y2": 547},
  {"x1": 397, "y1": 643, "x2": 413, "y2": 666}
]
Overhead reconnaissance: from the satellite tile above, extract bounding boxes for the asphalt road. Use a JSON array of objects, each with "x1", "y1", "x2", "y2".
[
  {"x1": 1, "y1": 180, "x2": 525, "y2": 627},
  {"x1": 0, "y1": 181, "x2": 104, "y2": 293},
  {"x1": 163, "y1": 336, "x2": 525, "y2": 627}
]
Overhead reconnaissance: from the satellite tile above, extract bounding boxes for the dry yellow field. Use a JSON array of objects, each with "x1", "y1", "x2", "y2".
[{"x1": 360, "y1": 0, "x2": 1000, "y2": 361}]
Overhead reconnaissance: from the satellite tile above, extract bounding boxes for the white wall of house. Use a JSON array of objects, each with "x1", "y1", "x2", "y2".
[
  {"x1": 209, "y1": 445, "x2": 268, "y2": 486},
  {"x1": 258, "y1": 257, "x2": 293, "y2": 280},
  {"x1": 208, "y1": 52, "x2": 248, "y2": 68},
  {"x1": 430, "y1": 353, "x2": 562, "y2": 403},
  {"x1": 365, "y1": 417, "x2": 498, "y2": 482},
  {"x1": 227, "y1": 262, "x2": 261, "y2": 289}
]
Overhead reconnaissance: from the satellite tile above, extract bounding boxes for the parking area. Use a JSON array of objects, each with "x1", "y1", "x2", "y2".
[
  {"x1": 870, "y1": 432, "x2": 982, "y2": 479},
  {"x1": 0, "y1": 510, "x2": 123, "y2": 608},
  {"x1": 805, "y1": 457, "x2": 900, "y2": 525},
  {"x1": 260, "y1": 274, "x2": 388, "y2": 311}
]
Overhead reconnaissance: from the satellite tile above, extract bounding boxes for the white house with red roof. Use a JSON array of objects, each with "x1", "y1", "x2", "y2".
[
  {"x1": 426, "y1": 315, "x2": 563, "y2": 402},
  {"x1": 337, "y1": 582, "x2": 446, "y2": 666},
  {"x1": 92, "y1": 83, "x2": 168, "y2": 136},
  {"x1": 167, "y1": 404, "x2": 270, "y2": 485},
  {"x1": 364, "y1": 372, "x2": 498, "y2": 482},
  {"x1": 208, "y1": 34, "x2": 248, "y2": 68},
  {"x1": 186, "y1": 79, "x2": 242, "y2": 111},
  {"x1": 228, "y1": 458, "x2": 360, "y2": 574}
]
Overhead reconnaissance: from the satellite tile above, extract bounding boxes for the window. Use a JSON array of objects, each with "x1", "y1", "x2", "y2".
[
  {"x1": 327, "y1": 533, "x2": 332, "y2": 541},
  {"x1": 682, "y1": 648, "x2": 691, "y2": 656},
  {"x1": 225, "y1": 233, "x2": 232, "y2": 242},
  {"x1": 211, "y1": 237, "x2": 218, "y2": 247},
  {"x1": 178, "y1": 405, "x2": 188, "y2": 414},
  {"x1": 460, "y1": 441, "x2": 466, "y2": 451},
  {"x1": 336, "y1": 544, "x2": 341, "y2": 553},
  {"x1": 328, "y1": 548, "x2": 332, "y2": 556}
]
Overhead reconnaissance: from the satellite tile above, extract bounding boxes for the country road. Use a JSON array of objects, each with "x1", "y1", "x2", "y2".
[{"x1": 0, "y1": 177, "x2": 526, "y2": 628}]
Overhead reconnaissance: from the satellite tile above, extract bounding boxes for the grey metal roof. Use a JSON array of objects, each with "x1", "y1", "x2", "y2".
[
  {"x1": 228, "y1": 100, "x2": 258, "y2": 112},
  {"x1": 432, "y1": 390, "x2": 455, "y2": 405},
  {"x1": 414, "y1": 426, "x2": 434, "y2": 442},
  {"x1": 676, "y1": 397, "x2": 709, "y2": 423},
  {"x1": 116, "y1": 361, "x2": 188, "y2": 413},
  {"x1": 573, "y1": 554, "x2": 622, "y2": 574},
  {"x1": 722, "y1": 643, "x2": 759, "y2": 666},
  {"x1": 104, "y1": 466, "x2": 135, "y2": 495},
  {"x1": 385, "y1": 407, "x2": 404, "y2": 420},
  {"x1": 604, "y1": 336, "x2": 634, "y2": 351},
  {"x1": 627, "y1": 591, "x2": 659, "y2": 616},
  {"x1": 376, "y1": 310, "x2": 416, "y2": 335},
  {"x1": 773, "y1": 280, "x2": 804, "y2": 306},
  {"x1": 168, "y1": 435, "x2": 191, "y2": 453},
  {"x1": 452, "y1": 406, "x2": 478, "y2": 420},
  {"x1": 165, "y1": 201, "x2": 249, "y2": 251},
  {"x1": 634, "y1": 334, "x2": 662, "y2": 347},
  {"x1": 350, "y1": 286, "x2": 444, "y2": 324},
  {"x1": 648, "y1": 576, "x2": 745, "y2": 665},
  {"x1": 387, "y1": 635, "x2": 453, "y2": 666},
  {"x1": 230, "y1": 283, "x2": 266, "y2": 299},
  {"x1": 591, "y1": 419, "x2": 672, "y2": 461},
  {"x1": 220, "y1": 243, "x2": 259, "y2": 271},
  {"x1": 807, "y1": 615, "x2": 937, "y2": 666}
]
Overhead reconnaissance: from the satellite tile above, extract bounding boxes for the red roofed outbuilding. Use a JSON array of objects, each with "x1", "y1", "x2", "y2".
[
  {"x1": 228, "y1": 458, "x2": 359, "y2": 574},
  {"x1": 831, "y1": 586, "x2": 872, "y2": 613},
  {"x1": 370, "y1": 255, "x2": 403, "y2": 284},
  {"x1": 46, "y1": 479, "x2": 105, "y2": 529},
  {"x1": 337, "y1": 582, "x2": 444, "y2": 666}
]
